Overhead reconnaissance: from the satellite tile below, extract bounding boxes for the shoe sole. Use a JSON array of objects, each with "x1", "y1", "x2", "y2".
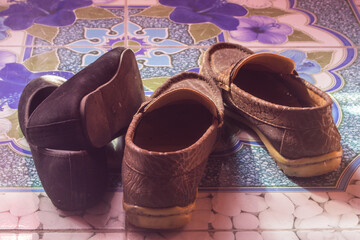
[
  {"x1": 225, "y1": 108, "x2": 342, "y2": 177},
  {"x1": 80, "y1": 49, "x2": 141, "y2": 148},
  {"x1": 123, "y1": 200, "x2": 196, "y2": 229}
]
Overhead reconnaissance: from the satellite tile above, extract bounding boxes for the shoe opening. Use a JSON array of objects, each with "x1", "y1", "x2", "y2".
[
  {"x1": 133, "y1": 89, "x2": 218, "y2": 152},
  {"x1": 231, "y1": 53, "x2": 327, "y2": 108},
  {"x1": 233, "y1": 68, "x2": 327, "y2": 108},
  {"x1": 29, "y1": 87, "x2": 58, "y2": 119}
]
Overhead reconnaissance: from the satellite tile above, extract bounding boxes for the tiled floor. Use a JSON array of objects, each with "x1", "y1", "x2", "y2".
[{"x1": 0, "y1": 0, "x2": 360, "y2": 239}]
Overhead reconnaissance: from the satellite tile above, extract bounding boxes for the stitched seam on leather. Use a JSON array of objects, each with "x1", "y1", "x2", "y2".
[
  {"x1": 26, "y1": 118, "x2": 81, "y2": 128},
  {"x1": 229, "y1": 90, "x2": 323, "y2": 130},
  {"x1": 199, "y1": 76, "x2": 225, "y2": 123},
  {"x1": 232, "y1": 100, "x2": 330, "y2": 130}
]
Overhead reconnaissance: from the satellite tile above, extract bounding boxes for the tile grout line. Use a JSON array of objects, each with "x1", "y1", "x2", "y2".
[
  {"x1": 124, "y1": 0, "x2": 128, "y2": 48},
  {"x1": 6, "y1": 45, "x2": 360, "y2": 49},
  {"x1": 3, "y1": 227, "x2": 360, "y2": 234}
]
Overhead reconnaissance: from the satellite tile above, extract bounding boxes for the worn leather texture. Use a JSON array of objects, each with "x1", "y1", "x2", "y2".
[
  {"x1": 200, "y1": 42, "x2": 341, "y2": 160},
  {"x1": 18, "y1": 76, "x2": 108, "y2": 210},
  {"x1": 201, "y1": 42, "x2": 254, "y2": 91},
  {"x1": 122, "y1": 72, "x2": 224, "y2": 208},
  {"x1": 25, "y1": 47, "x2": 145, "y2": 150}
]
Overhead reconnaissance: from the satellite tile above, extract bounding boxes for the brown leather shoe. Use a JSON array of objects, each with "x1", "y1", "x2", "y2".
[
  {"x1": 18, "y1": 47, "x2": 146, "y2": 211},
  {"x1": 18, "y1": 76, "x2": 108, "y2": 211},
  {"x1": 122, "y1": 72, "x2": 224, "y2": 229},
  {"x1": 200, "y1": 42, "x2": 342, "y2": 177}
]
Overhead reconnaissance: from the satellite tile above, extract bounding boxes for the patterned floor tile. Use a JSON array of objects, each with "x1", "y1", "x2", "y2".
[
  {"x1": 2, "y1": 185, "x2": 360, "y2": 237},
  {"x1": 128, "y1": 6, "x2": 221, "y2": 47},
  {"x1": 0, "y1": 0, "x2": 360, "y2": 237},
  {"x1": 0, "y1": 4, "x2": 125, "y2": 47},
  {"x1": 0, "y1": 44, "x2": 359, "y2": 190},
  {"x1": 127, "y1": 0, "x2": 359, "y2": 48},
  {"x1": 297, "y1": 0, "x2": 360, "y2": 46}
]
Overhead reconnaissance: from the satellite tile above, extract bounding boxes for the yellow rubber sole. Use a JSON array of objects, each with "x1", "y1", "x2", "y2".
[
  {"x1": 225, "y1": 109, "x2": 342, "y2": 177},
  {"x1": 123, "y1": 200, "x2": 196, "y2": 229}
]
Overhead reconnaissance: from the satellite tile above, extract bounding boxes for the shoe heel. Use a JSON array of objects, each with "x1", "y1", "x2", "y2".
[
  {"x1": 81, "y1": 90, "x2": 113, "y2": 148},
  {"x1": 123, "y1": 201, "x2": 195, "y2": 229},
  {"x1": 81, "y1": 49, "x2": 145, "y2": 148},
  {"x1": 81, "y1": 82, "x2": 131, "y2": 148}
]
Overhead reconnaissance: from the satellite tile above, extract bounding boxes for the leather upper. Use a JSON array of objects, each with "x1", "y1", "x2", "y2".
[
  {"x1": 122, "y1": 72, "x2": 224, "y2": 208},
  {"x1": 18, "y1": 76, "x2": 108, "y2": 210},
  {"x1": 25, "y1": 47, "x2": 145, "y2": 150}
]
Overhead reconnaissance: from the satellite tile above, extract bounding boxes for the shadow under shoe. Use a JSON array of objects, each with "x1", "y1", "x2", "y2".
[{"x1": 122, "y1": 72, "x2": 224, "y2": 229}]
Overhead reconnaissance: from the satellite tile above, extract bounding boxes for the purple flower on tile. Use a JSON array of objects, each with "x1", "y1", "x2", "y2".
[
  {"x1": 280, "y1": 50, "x2": 321, "y2": 84},
  {"x1": 0, "y1": 0, "x2": 93, "y2": 30},
  {"x1": 257, "y1": 49, "x2": 321, "y2": 84},
  {"x1": 0, "y1": 17, "x2": 9, "y2": 40},
  {"x1": 230, "y1": 15, "x2": 293, "y2": 44},
  {"x1": 159, "y1": 0, "x2": 247, "y2": 30},
  {"x1": 0, "y1": 50, "x2": 16, "y2": 69},
  {"x1": 0, "y1": 63, "x2": 38, "y2": 109},
  {"x1": 0, "y1": 61, "x2": 73, "y2": 110}
]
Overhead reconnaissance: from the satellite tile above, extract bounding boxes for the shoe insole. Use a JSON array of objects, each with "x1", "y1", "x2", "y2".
[
  {"x1": 29, "y1": 87, "x2": 58, "y2": 118},
  {"x1": 133, "y1": 102, "x2": 213, "y2": 152},
  {"x1": 233, "y1": 69, "x2": 310, "y2": 107}
]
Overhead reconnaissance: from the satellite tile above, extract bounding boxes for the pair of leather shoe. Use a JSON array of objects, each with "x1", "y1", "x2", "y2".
[
  {"x1": 19, "y1": 43, "x2": 342, "y2": 229},
  {"x1": 18, "y1": 47, "x2": 224, "y2": 229}
]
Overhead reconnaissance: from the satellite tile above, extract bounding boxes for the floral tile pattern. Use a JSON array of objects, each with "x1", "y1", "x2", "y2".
[{"x1": 0, "y1": 0, "x2": 360, "y2": 238}]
